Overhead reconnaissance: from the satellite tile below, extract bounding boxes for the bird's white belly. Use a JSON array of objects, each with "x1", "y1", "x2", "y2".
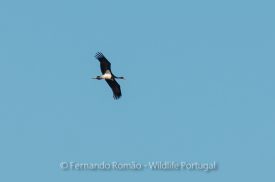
[{"x1": 101, "y1": 73, "x2": 112, "y2": 79}]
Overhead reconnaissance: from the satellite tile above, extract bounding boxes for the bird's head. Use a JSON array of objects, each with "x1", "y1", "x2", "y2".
[{"x1": 114, "y1": 76, "x2": 125, "y2": 80}]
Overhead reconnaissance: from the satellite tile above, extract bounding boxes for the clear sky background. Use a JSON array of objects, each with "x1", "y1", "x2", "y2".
[{"x1": 0, "y1": 0, "x2": 274, "y2": 181}]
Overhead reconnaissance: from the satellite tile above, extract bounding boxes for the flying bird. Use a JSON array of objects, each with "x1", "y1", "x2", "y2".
[{"x1": 92, "y1": 52, "x2": 125, "y2": 100}]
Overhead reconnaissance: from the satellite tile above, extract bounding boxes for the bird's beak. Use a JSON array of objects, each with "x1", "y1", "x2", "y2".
[{"x1": 91, "y1": 77, "x2": 97, "y2": 79}]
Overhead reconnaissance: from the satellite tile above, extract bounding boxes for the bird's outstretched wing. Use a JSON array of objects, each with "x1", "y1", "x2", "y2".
[
  {"x1": 105, "y1": 79, "x2": 122, "y2": 100},
  {"x1": 95, "y1": 52, "x2": 111, "y2": 74}
]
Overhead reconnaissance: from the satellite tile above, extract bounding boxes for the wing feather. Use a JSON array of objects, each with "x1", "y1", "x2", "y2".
[
  {"x1": 105, "y1": 79, "x2": 122, "y2": 99},
  {"x1": 95, "y1": 52, "x2": 111, "y2": 74}
]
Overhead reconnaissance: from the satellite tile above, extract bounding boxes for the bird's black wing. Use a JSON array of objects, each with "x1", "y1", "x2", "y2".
[
  {"x1": 105, "y1": 79, "x2": 122, "y2": 100},
  {"x1": 95, "y1": 52, "x2": 111, "y2": 74}
]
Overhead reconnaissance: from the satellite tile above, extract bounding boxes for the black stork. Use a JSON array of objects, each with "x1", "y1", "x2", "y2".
[{"x1": 92, "y1": 52, "x2": 125, "y2": 100}]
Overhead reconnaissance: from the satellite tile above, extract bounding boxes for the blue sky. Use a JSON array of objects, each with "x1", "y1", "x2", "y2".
[{"x1": 0, "y1": 0, "x2": 274, "y2": 181}]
